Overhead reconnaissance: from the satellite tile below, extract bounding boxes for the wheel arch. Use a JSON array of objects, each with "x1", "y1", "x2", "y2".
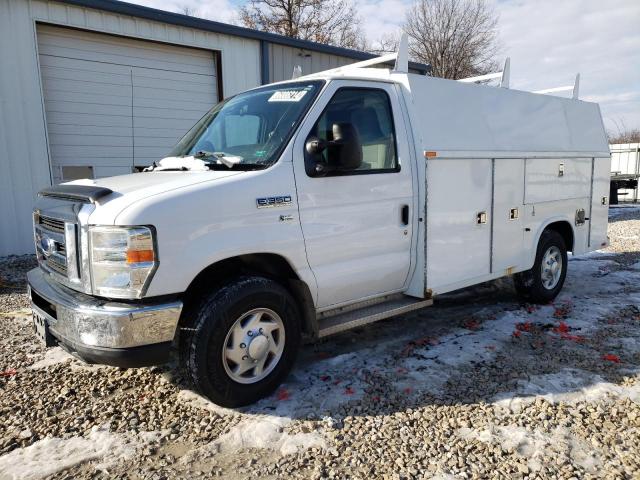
[
  {"x1": 522, "y1": 217, "x2": 575, "y2": 272},
  {"x1": 540, "y1": 219, "x2": 575, "y2": 252},
  {"x1": 180, "y1": 253, "x2": 317, "y2": 338}
]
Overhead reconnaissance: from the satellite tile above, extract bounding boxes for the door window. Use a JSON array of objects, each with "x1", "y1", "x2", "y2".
[{"x1": 307, "y1": 88, "x2": 398, "y2": 175}]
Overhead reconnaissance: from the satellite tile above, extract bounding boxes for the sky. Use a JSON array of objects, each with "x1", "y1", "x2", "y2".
[{"x1": 129, "y1": 0, "x2": 640, "y2": 134}]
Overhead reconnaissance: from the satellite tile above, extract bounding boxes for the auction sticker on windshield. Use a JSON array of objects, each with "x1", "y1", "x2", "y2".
[{"x1": 268, "y1": 90, "x2": 308, "y2": 102}]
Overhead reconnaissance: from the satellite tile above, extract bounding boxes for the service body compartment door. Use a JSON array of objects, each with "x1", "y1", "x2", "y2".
[
  {"x1": 492, "y1": 158, "x2": 525, "y2": 273},
  {"x1": 426, "y1": 158, "x2": 492, "y2": 293},
  {"x1": 589, "y1": 156, "x2": 611, "y2": 248}
]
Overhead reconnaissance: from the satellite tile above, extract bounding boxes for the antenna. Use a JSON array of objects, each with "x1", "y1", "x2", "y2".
[{"x1": 393, "y1": 33, "x2": 408, "y2": 73}]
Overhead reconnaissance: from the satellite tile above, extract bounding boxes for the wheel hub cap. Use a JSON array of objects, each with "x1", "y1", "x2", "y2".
[
  {"x1": 222, "y1": 308, "x2": 285, "y2": 384},
  {"x1": 247, "y1": 334, "x2": 269, "y2": 361},
  {"x1": 541, "y1": 245, "x2": 563, "y2": 290}
]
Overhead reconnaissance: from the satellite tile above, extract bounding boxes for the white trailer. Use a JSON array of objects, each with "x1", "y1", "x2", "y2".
[
  {"x1": 610, "y1": 143, "x2": 640, "y2": 203},
  {"x1": 27, "y1": 40, "x2": 610, "y2": 406}
]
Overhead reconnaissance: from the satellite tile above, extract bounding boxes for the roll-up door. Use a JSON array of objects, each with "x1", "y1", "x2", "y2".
[{"x1": 36, "y1": 24, "x2": 218, "y2": 182}]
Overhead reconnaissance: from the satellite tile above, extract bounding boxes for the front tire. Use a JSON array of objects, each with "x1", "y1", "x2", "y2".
[
  {"x1": 514, "y1": 229, "x2": 568, "y2": 303},
  {"x1": 181, "y1": 276, "x2": 301, "y2": 407}
]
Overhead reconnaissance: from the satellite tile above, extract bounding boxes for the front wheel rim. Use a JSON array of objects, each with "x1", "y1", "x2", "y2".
[
  {"x1": 222, "y1": 307, "x2": 285, "y2": 384},
  {"x1": 541, "y1": 245, "x2": 563, "y2": 290}
]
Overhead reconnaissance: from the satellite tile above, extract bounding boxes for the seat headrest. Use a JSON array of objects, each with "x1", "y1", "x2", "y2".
[{"x1": 350, "y1": 107, "x2": 383, "y2": 142}]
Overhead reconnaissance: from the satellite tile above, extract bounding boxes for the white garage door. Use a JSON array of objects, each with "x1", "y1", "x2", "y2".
[{"x1": 37, "y1": 24, "x2": 219, "y2": 183}]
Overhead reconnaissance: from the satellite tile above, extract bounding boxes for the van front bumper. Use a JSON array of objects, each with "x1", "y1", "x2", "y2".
[{"x1": 27, "y1": 268, "x2": 182, "y2": 367}]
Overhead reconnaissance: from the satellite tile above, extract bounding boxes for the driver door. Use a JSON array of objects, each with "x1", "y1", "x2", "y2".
[{"x1": 292, "y1": 81, "x2": 414, "y2": 308}]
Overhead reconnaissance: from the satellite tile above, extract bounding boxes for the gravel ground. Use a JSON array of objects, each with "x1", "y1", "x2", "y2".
[{"x1": 1, "y1": 206, "x2": 639, "y2": 480}]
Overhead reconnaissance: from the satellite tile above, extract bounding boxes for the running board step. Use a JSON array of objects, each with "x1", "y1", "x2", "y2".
[{"x1": 317, "y1": 297, "x2": 433, "y2": 338}]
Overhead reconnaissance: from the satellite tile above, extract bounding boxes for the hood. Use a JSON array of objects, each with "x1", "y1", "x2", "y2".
[
  {"x1": 66, "y1": 170, "x2": 246, "y2": 225},
  {"x1": 70, "y1": 170, "x2": 243, "y2": 197}
]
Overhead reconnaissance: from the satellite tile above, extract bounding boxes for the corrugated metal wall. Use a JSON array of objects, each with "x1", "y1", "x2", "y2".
[
  {"x1": 0, "y1": 0, "x2": 262, "y2": 256},
  {"x1": 269, "y1": 43, "x2": 353, "y2": 82},
  {"x1": 0, "y1": 0, "x2": 52, "y2": 257}
]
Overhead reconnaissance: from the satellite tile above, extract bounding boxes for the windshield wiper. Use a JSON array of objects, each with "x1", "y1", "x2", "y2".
[
  {"x1": 204, "y1": 162, "x2": 267, "y2": 171},
  {"x1": 193, "y1": 151, "x2": 246, "y2": 169}
]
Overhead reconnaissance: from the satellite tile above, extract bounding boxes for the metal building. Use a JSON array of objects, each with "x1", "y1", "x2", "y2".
[{"x1": 0, "y1": 0, "x2": 430, "y2": 256}]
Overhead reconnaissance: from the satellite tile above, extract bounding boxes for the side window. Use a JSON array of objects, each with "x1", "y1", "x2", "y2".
[{"x1": 308, "y1": 88, "x2": 398, "y2": 174}]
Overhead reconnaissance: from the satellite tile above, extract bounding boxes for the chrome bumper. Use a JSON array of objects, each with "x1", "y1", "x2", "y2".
[{"x1": 27, "y1": 268, "x2": 182, "y2": 351}]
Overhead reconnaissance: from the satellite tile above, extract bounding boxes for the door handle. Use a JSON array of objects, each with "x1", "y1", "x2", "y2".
[{"x1": 401, "y1": 205, "x2": 410, "y2": 225}]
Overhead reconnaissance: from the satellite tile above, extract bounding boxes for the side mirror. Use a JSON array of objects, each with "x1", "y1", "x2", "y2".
[{"x1": 305, "y1": 123, "x2": 362, "y2": 176}]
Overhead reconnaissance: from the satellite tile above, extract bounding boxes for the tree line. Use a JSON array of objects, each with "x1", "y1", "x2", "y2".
[{"x1": 182, "y1": 0, "x2": 500, "y2": 80}]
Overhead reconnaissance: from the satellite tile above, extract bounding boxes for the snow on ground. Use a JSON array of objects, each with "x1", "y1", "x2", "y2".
[
  {"x1": 493, "y1": 369, "x2": 640, "y2": 411},
  {"x1": 27, "y1": 346, "x2": 106, "y2": 372},
  {"x1": 27, "y1": 347, "x2": 73, "y2": 370},
  {"x1": 0, "y1": 426, "x2": 163, "y2": 480},
  {"x1": 457, "y1": 425, "x2": 601, "y2": 473}
]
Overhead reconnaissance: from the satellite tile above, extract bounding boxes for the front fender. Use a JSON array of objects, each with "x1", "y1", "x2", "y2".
[{"x1": 113, "y1": 159, "x2": 317, "y2": 301}]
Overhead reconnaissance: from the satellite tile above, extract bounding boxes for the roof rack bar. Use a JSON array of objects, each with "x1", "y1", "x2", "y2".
[
  {"x1": 458, "y1": 57, "x2": 510, "y2": 88},
  {"x1": 302, "y1": 32, "x2": 411, "y2": 78},
  {"x1": 533, "y1": 73, "x2": 580, "y2": 99},
  {"x1": 314, "y1": 52, "x2": 398, "y2": 77}
]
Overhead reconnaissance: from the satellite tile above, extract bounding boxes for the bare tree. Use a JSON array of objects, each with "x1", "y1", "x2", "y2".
[
  {"x1": 404, "y1": 0, "x2": 499, "y2": 79},
  {"x1": 239, "y1": 0, "x2": 366, "y2": 49},
  {"x1": 179, "y1": 5, "x2": 198, "y2": 16},
  {"x1": 608, "y1": 128, "x2": 640, "y2": 144},
  {"x1": 367, "y1": 33, "x2": 399, "y2": 56}
]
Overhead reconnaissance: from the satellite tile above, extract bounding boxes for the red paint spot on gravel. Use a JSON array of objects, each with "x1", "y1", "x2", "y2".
[
  {"x1": 602, "y1": 354, "x2": 621, "y2": 364},
  {"x1": 463, "y1": 319, "x2": 480, "y2": 330},
  {"x1": 277, "y1": 389, "x2": 290, "y2": 401},
  {"x1": 0, "y1": 369, "x2": 16, "y2": 377}
]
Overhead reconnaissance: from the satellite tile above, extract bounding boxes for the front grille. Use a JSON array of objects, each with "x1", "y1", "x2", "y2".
[
  {"x1": 35, "y1": 213, "x2": 71, "y2": 278},
  {"x1": 39, "y1": 215, "x2": 65, "y2": 234},
  {"x1": 46, "y1": 254, "x2": 67, "y2": 276}
]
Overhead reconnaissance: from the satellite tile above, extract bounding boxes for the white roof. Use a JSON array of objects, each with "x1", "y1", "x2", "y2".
[{"x1": 300, "y1": 65, "x2": 609, "y2": 158}]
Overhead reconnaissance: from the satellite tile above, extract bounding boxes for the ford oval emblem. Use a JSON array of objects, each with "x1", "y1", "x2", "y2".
[{"x1": 40, "y1": 236, "x2": 56, "y2": 256}]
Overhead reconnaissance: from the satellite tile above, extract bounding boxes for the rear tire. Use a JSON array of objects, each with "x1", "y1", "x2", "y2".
[
  {"x1": 180, "y1": 276, "x2": 301, "y2": 407},
  {"x1": 514, "y1": 229, "x2": 568, "y2": 303}
]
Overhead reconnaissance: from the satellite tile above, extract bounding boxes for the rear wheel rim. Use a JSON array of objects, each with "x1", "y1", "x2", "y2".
[
  {"x1": 222, "y1": 308, "x2": 285, "y2": 384},
  {"x1": 541, "y1": 245, "x2": 563, "y2": 290}
]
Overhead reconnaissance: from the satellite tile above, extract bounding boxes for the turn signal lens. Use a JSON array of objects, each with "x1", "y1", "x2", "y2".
[{"x1": 127, "y1": 249, "x2": 155, "y2": 264}]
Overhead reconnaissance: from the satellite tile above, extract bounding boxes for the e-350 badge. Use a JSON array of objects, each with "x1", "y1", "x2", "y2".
[{"x1": 256, "y1": 195, "x2": 292, "y2": 209}]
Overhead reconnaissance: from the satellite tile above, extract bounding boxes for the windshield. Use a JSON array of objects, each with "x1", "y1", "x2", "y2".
[{"x1": 168, "y1": 80, "x2": 324, "y2": 167}]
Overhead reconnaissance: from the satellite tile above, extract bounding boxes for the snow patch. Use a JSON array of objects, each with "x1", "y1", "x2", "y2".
[
  {"x1": 493, "y1": 369, "x2": 640, "y2": 412},
  {"x1": 28, "y1": 347, "x2": 73, "y2": 370},
  {"x1": 458, "y1": 425, "x2": 601, "y2": 473},
  {"x1": 215, "y1": 417, "x2": 326, "y2": 456},
  {"x1": 0, "y1": 426, "x2": 162, "y2": 480}
]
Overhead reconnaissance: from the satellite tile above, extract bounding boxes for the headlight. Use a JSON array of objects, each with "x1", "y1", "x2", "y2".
[{"x1": 88, "y1": 226, "x2": 157, "y2": 298}]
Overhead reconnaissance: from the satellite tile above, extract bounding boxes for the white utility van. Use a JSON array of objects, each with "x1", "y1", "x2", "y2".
[{"x1": 28, "y1": 41, "x2": 610, "y2": 406}]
